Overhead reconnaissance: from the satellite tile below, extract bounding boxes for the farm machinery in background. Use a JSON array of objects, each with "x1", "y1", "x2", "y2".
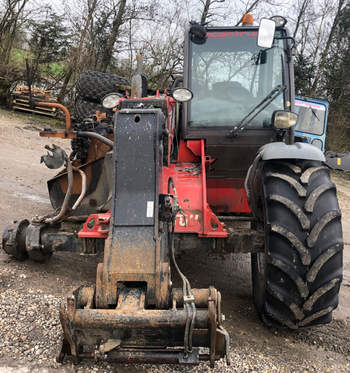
[
  {"x1": 2, "y1": 15, "x2": 344, "y2": 367},
  {"x1": 295, "y1": 96, "x2": 350, "y2": 171},
  {"x1": 294, "y1": 96, "x2": 328, "y2": 152}
]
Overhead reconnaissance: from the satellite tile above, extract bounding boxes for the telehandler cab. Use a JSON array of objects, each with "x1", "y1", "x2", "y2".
[{"x1": 2, "y1": 16, "x2": 343, "y2": 367}]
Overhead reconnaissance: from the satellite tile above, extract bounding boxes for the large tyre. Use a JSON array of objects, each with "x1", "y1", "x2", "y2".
[
  {"x1": 76, "y1": 70, "x2": 129, "y2": 101},
  {"x1": 74, "y1": 96, "x2": 104, "y2": 121},
  {"x1": 252, "y1": 160, "x2": 343, "y2": 329},
  {"x1": 2, "y1": 220, "x2": 52, "y2": 263},
  {"x1": 2, "y1": 220, "x2": 29, "y2": 261}
]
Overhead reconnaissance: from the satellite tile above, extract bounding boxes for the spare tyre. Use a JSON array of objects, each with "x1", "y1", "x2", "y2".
[
  {"x1": 74, "y1": 96, "x2": 105, "y2": 122},
  {"x1": 76, "y1": 70, "x2": 129, "y2": 101}
]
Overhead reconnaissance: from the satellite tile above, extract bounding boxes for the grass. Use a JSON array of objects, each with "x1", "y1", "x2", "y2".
[
  {"x1": 10, "y1": 48, "x2": 29, "y2": 64},
  {"x1": 9, "y1": 48, "x2": 67, "y2": 79},
  {"x1": 47, "y1": 62, "x2": 65, "y2": 76}
]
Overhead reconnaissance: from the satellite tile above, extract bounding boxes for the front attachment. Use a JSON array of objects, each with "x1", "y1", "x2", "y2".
[
  {"x1": 58, "y1": 108, "x2": 229, "y2": 367},
  {"x1": 58, "y1": 285, "x2": 229, "y2": 366}
]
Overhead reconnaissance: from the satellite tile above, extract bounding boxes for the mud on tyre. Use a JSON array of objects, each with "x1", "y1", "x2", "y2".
[{"x1": 252, "y1": 160, "x2": 343, "y2": 328}]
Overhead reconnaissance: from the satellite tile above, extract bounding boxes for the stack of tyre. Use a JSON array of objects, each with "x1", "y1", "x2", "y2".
[{"x1": 74, "y1": 70, "x2": 130, "y2": 122}]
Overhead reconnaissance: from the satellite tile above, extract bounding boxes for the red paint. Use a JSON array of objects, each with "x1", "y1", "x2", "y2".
[
  {"x1": 207, "y1": 31, "x2": 257, "y2": 38},
  {"x1": 162, "y1": 142, "x2": 228, "y2": 237},
  {"x1": 78, "y1": 212, "x2": 111, "y2": 239},
  {"x1": 187, "y1": 140, "x2": 202, "y2": 157},
  {"x1": 199, "y1": 139, "x2": 227, "y2": 237},
  {"x1": 200, "y1": 140, "x2": 208, "y2": 233},
  {"x1": 162, "y1": 163, "x2": 203, "y2": 233},
  {"x1": 117, "y1": 95, "x2": 176, "y2": 114},
  {"x1": 177, "y1": 140, "x2": 201, "y2": 162},
  {"x1": 207, "y1": 179, "x2": 250, "y2": 213}
]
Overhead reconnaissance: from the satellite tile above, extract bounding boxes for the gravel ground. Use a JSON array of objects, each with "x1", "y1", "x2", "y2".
[{"x1": 0, "y1": 108, "x2": 350, "y2": 372}]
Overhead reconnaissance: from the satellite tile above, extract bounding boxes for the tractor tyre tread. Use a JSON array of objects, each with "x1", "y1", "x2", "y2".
[
  {"x1": 253, "y1": 160, "x2": 343, "y2": 329},
  {"x1": 75, "y1": 70, "x2": 129, "y2": 101}
]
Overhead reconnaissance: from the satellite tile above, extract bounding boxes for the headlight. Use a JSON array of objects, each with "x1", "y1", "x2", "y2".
[
  {"x1": 272, "y1": 111, "x2": 298, "y2": 129},
  {"x1": 102, "y1": 93, "x2": 121, "y2": 109},
  {"x1": 172, "y1": 88, "x2": 193, "y2": 103}
]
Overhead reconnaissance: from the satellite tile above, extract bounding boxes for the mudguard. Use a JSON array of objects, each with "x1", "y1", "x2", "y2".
[
  {"x1": 259, "y1": 142, "x2": 325, "y2": 162},
  {"x1": 245, "y1": 142, "x2": 325, "y2": 218}
]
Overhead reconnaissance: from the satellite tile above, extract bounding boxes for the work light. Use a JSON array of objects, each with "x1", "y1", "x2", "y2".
[
  {"x1": 172, "y1": 88, "x2": 193, "y2": 103},
  {"x1": 102, "y1": 93, "x2": 121, "y2": 109},
  {"x1": 272, "y1": 110, "x2": 298, "y2": 128}
]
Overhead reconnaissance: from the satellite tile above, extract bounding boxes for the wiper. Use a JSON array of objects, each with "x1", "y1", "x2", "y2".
[
  {"x1": 228, "y1": 84, "x2": 286, "y2": 137},
  {"x1": 311, "y1": 109, "x2": 320, "y2": 121}
]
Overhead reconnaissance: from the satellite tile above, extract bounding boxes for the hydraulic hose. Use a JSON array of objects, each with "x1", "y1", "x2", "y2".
[
  {"x1": 34, "y1": 155, "x2": 86, "y2": 224},
  {"x1": 43, "y1": 164, "x2": 86, "y2": 223},
  {"x1": 45, "y1": 157, "x2": 73, "y2": 224},
  {"x1": 168, "y1": 177, "x2": 195, "y2": 357},
  {"x1": 77, "y1": 131, "x2": 113, "y2": 148},
  {"x1": 72, "y1": 167, "x2": 87, "y2": 211}
]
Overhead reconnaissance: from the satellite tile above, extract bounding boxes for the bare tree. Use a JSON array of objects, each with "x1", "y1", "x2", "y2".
[
  {"x1": 98, "y1": 0, "x2": 127, "y2": 72},
  {"x1": 58, "y1": 0, "x2": 99, "y2": 102},
  {"x1": 0, "y1": 0, "x2": 30, "y2": 63},
  {"x1": 310, "y1": 0, "x2": 346, "y2": 94},
  {"x1": 133, "y1": 1, "x2": 186, "y2": 90},
  {"x1": 199, "y1": 0, "x2": 225, "y2": 25},
  {"x1": 308, "y1": 1, "x2": 332, "y2": 68},
  {"x1": 292, "y1": 0, "x2": 311, "y2": 39}
]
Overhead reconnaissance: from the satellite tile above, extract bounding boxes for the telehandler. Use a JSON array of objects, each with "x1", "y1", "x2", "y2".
[{"x1": 2, "y1": 16, "x2": 343, "y2": 367}]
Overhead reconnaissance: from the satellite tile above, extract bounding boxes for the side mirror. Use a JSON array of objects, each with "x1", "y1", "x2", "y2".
[{"x1": 257, "y1": 18, "x2": 276, "y2": 49}]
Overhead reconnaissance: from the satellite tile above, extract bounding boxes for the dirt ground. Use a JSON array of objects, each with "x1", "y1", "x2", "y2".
[{"x1": 0, "y1": 108, "x2": 349, "y2": 372}]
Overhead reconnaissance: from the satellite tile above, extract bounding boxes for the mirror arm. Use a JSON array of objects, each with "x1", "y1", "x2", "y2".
[
  {"x1": 275, "y1": 36, "x2": 295, "y2": 62},
  {"x1": 275, "y1": 36, "x2": 295, "y2": 48}
]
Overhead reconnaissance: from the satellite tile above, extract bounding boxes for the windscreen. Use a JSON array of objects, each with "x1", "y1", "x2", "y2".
[
  {"x1": 295, "y1": 99, "x2": 326, "y2": 136},
  {"x1": 189, "y1": 30, "x2": 285, "y2": 128}
]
